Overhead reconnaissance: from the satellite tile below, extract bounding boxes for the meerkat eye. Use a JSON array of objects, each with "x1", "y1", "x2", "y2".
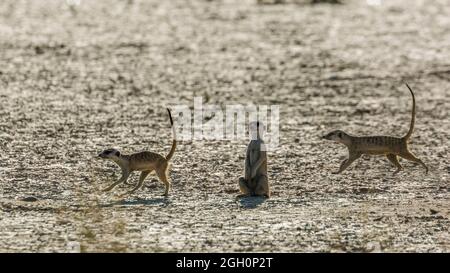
[
  {"x1": 338, "y1": 132, "x2": 342, "y2": 138},
  {"x1": 115, "y1": 151, "x2": 120, "y2": 156}
]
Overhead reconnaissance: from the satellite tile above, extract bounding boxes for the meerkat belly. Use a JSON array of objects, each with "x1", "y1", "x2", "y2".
[
  {"x1": 355, "y1": 136, "x2": 403, "y2": 155},
  {"x1": 132, "y1": 162, "x2": 155, "y2": 171},
  {"x1": 249, "y1": 148, "x2": 261, "y2": 167}
]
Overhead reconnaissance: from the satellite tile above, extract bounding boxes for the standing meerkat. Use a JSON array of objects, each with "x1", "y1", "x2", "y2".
[
  {"x1": 322, "y1": 83, "x2": 428, "y2": 174},
  {"x1": 238, "y1": 121, "x2": 270, "y2": 198},
  {"x1": 98, "y1": 108, "x2": 176, "y2": 196}
]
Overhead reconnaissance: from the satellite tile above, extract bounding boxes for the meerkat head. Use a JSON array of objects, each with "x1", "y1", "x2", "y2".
[
  {"x1": 249, "y1": 121, "x2": 265, "y2": 140},
  {"x1": 322, "y1": 130, "x2": 350, "y2": 144},
  {"x1": 98, "y1": 148, "x2": 121, "y2": 160}
]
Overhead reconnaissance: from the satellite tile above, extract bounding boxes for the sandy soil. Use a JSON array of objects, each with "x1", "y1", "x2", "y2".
[{"x1": 0, "y1": 0, "x2": 449, "y2": 252}]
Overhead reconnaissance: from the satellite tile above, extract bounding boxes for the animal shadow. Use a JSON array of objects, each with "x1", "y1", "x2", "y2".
[
  {"x1": 100, "y1": 197, "x2": 170, "y2": 207},
  {"x1": 237, "y1": 195, "x2": 267, "y2": 209}
]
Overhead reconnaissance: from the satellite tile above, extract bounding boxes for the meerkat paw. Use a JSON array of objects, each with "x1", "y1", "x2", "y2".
[
  {"x1": 236, "y1": 193, "x2": 250, "y2": 199},
  {"x1": 120, "y1": 189, "x2": 138, "y2": 197},
  {"x1": 393, "y1": 168, "x2": 402, "y2": 175}
]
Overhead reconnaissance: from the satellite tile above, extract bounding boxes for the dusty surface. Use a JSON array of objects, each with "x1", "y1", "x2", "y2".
[{"x1": 0, "y1": 0, "x2": 449, "y2": 252}]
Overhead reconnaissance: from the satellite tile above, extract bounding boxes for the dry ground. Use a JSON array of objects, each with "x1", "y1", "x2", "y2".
[{"x1": 0, "y1": 0, "x2": 449, "y2": 252}]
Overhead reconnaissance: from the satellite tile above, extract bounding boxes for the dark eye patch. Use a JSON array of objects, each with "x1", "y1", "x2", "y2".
[{"x1": 338, "y1": 132, "x2": 342, "y2": 138}]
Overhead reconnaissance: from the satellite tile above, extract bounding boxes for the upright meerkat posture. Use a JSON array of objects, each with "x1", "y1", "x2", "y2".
[
  {"x1": 98, "y1": 108, "x2": 176, "y2": 196},
  {"x1": 322, "y1": 83, "x2": 428, "y2": 174},
  {"x1": 238, "y1": 121, "x2": 270, "y2": 198}
]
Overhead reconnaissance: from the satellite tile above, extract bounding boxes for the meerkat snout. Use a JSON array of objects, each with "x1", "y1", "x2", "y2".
[
  {"x1": 322, "y1": 133, "x2": 331, "y2": 140},
  {"x1": 323, "y1": 130, "x2": 349, "y2": 143},
  {"x1": 98, "y1": 148, "x2": 121, "y2": 159},
  {"x1": 249, "y1": 121, "x2": 265, "y2": 140}
]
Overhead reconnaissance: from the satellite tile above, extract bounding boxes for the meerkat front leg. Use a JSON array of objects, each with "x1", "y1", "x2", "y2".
[
  {"x1": 333, "y1": 151, "x2": 361, "y2": 174},
  {"x1": 121, "y1": 170, "x2": 151, "y2": 196},
  {"x1": 332, "y1": 158, "x2": 348, "y2": 174},
  {"x1": 122, "y1": 176, "x2": 132, "y2": 185},
  {"x1": 386, "y1": 154, "x2": 403, "y2": 174},
  {"x1": 102, "y1": 170, "x2": 130, "y2": 192}
]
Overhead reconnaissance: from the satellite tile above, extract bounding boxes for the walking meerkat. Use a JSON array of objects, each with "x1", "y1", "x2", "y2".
[
  {"x1": 238, "y1": 121, "x2": 270, "y2": 198},
  {"x1": 322, "y1": 83, "x2": 428, "y2": 175},
  {"x1": 98, "y1": 108, "x2": 176, "y2": 196}
]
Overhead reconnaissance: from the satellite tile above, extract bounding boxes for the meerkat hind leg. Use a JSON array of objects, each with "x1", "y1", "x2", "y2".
[
  {"x1": 398, "y1": 150, "x2": 428, "y2": 174},
  {"x1": 156, "y1": 165, "x2": 171, "y2": 196},
  {"x1": 253, "y1": 175, "x2": 270, "y2": 198},
  {"x1": 386, "y1": 154, "x2": 403, "y2": 174},
  {"x1": 238, "y1": 177, "x2": 253, "y2": 197}
]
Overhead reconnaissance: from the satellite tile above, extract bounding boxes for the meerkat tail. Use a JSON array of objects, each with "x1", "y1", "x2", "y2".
[
  {"x1": 165, "y1": 108, "x2": 177, "y2": 161},
  {"x1": 403, "y1": 83, "x2": 416, "y2": 140}
]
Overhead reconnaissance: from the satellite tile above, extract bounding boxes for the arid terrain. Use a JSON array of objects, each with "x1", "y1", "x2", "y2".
[{"x1": 0, "y1": 0, "x2": 449, "y2": 252}]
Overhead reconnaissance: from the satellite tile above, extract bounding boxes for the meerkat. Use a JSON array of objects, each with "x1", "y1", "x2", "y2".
[
  {"x1": 238, "y1": 121, "x2": 270, "y2": 198},
  {"x1": 98, "y1": 108, "x2": 176, "y2": 196},
  {"x1": 322, "y1": 83, "x2": 428, "y2": 175}
]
